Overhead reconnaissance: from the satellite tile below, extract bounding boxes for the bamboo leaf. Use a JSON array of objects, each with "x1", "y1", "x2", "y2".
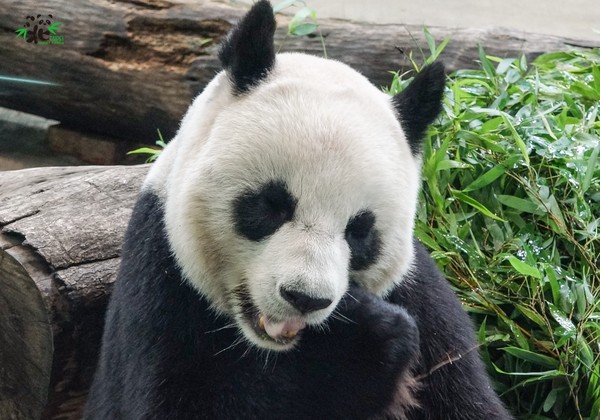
[
  {"x1": 436, "y1": 160, "x2": 471, "y2": 171},
  {"x1": 496, "y1": 195, "x2": 542, "y2": 214},
  {"x1": 478, "y1": 45, "x2": 496, "y2": 79},
  {"x1": 582, "y1": 139, "x2": 600, "y2": 193},
  {"x1": 543, "y1": 388, "x2": 559, "y2": 412},
  {"x1": 462, "y1": 164, "x2": 506, "y2": 192},
  {"x1": 289, "y1": 22, "x2": 318, "y2": 37},
  {"x1": 452, "y1": 190, "x2": 505, "y2": 221},
  {"x1": 424, "y1": 26, "x2": 436, "y2": 58},
  {"x1": 547, "y1": 302, "x2": 576, "y2": 334},
  {"x1": 500, "y1": 114, "x2": 530, "y2": 165},
  {"x1": 501, "y1": 347, "x2": 559, "y2": 368},
  {"x1": 515, "y1": 304, "x2": 546, "y2": 328},
  {"x1": 273, "y1": 0, "x2": 304, "y2": 13},
  {"x1": 507, "y1": 256, "x2": 541, "y2": 279},
  {"x1": 592, "y1": 65, "x2": 600, "y2": 95},
  {"x1": 127, "y1": 147, "x2": 161, "y2": 155}
]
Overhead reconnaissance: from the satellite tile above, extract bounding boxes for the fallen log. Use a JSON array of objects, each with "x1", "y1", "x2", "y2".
[
  {"x1": 1, "y1": 0, "x2": 598, "y2": 146},
  {"x1": 0, "y1": 165, "x2": 148, "y2": 420}
]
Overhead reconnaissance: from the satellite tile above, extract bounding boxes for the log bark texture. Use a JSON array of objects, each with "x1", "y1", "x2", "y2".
[
  {"x1": 0, "y1": 165, "x2": 148, "y2": 420},
  {"x1": 1, "y1": 0, "x2": 598, "y2": 146}
]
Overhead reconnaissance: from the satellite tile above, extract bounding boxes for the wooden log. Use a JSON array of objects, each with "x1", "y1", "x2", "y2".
[
  {"x1": 0, "y1": 165, "x2": 148, "y2": 420},
  {"x1": 0, "y1": 242, "x2": 52, "y2": 420},
  {"x1": 1, "y1": 0, "x2": 598, "y2": 146}
]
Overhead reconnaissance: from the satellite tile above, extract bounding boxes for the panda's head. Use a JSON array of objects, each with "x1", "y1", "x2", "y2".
[{"x1": 145, "y1": 0, "x2": 445, "y2": 351}]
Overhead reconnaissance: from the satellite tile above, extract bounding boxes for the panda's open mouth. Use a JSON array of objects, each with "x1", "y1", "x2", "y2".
[{"x1": 233, "y1": 284, "x2": 306, "y2": 348}]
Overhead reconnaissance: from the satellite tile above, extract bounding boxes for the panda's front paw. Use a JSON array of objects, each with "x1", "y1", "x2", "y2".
[
  {"x1": 302, "y1": 285, "x2": 419, "y2": 369},
  {"x1": 334, "y1": 285, "x2": 419, "y2": 366},
  {"x1": 296, "y1": 285, "x2": 419, "y2": 417}
]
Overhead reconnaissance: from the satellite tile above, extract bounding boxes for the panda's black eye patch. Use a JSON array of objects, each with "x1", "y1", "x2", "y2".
[
  {"x1": 345, "y1": 211, "x2": 381, "y2": 271},
  {"x1": 233, "y1": 180, "x2": 297, "y2": 241}
]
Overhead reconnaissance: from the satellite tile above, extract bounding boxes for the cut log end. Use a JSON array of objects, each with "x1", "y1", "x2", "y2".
[{"x1": 0, "y1": 247, "x2": 53, "y2": 420}]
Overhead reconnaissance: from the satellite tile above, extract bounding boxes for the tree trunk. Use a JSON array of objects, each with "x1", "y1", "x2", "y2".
[
  {"x1": 0, "y1": 165, "x2": 148, "y2": 420},
  {"x1": 1, "y1": 0, "x2": 597, "y2": 146}
]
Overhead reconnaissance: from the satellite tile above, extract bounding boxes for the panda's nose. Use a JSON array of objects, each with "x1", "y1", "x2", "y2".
[{"x1": 280, "y1": 288, "x2": 333, "y2": 314}]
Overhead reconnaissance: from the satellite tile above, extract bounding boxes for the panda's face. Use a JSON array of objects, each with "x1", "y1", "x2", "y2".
[
  {"x1": 158, "y1": 56, "x2": 419, "y2": 351},
  {"x1": 146, "y1": 1, "x2": 444, "y2": 351}
]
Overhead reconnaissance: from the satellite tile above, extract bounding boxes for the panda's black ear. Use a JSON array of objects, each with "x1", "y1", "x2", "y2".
[
  {"x1": 218, "y1": 0, "x2": 276, "y2": 94},
  {"x1": 392, "y1": 62, "x2": 445, "y2": 155}
]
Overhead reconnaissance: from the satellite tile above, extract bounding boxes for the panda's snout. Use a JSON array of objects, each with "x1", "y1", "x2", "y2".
[{"x1": 280, "y1": 287, "x2": 333, "y2": 314}]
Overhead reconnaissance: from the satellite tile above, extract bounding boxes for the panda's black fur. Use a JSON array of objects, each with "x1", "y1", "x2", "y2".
[{"x1": 85, "y1": 2, "x2": 512, "y2": 419}]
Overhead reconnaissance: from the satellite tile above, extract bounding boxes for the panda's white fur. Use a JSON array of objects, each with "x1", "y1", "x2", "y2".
[{"x1": 146, "y1": 54, "x2": 420, "y2": 350}]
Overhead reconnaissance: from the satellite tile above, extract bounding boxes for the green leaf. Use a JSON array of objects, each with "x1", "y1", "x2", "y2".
[
  {"x1": 291, "y1": 6, "x2": 315, "y2": 22},
  {"x1": 414, "y1": 227, "x2": 440, "y2": 251},
  {"x1": 15, "y1": 28, "x2": 28, "y2": 39},
  {"x1": 127, "y1": 147, "x2": 161, "y2": 156},
  {"x1": 547, "y1": 302, "x2": 576, "y2": 334},
  {"x1": 287, "y1": 5, "x2": 318, "y2": 37},
  {"x1": 592, "y1": 65, "x2": 600, "y2": 95},
  {"x1": 273, "y1": 0, "x2": 304, "y2": 13},
  {"x1": 543, "y1": 388, "x2": 559, "y2": 412},
  {"x1": 545, "y1": 266, "x2": 561, "y2": 306},
  {"x1": 515, "y1": 303, "x2": 546, "y2": 328},
  {"x1": 430, "y1": 38, "x2": 450, "y2": 62},
  {"x1": 582, "y1": 139, "x2": 600, "y2": 193},
  {"x1": 478, "y1": 45, "x2": 496, "y2": 79},
  {"x1": 505, "y1": 318, "x2": 529, "y2": 350},
  {"x1": 532, "y1": 51, "x2": 574, "y2": 67},
  {"x1": 452, "y1": 190, "x2": 505, "y2": 221},
  {"x1": 496, "y1": 58, "x2": 515, "y2": 75},
  {"x1": 423, "y1": 26, "x2": 436, "y2": 58},
  {"x1": 577, "y1": 336, "x2": 594, "y2": 368},
  {"x1": 543, "y1": 194, "x2": 566, "y2": 230},
  {"x1": 500, "y1": 113, "x2": 530, "y2": 165},
  {"x1": 507, "y1": 256, "x2": 541, "y2": 279},
  {"x1": 47, "y1": 21, "x2": 62, "y2": 35},
  {"x1": 493, "y1": 364, "x2": 563, "y2": 379},
  {"x1": 289, "y1": 22, "x2": 318, "y2": 37},
  {"x1": 436, "y1": 160, "x2": 471, "y2": 171},
  {"x1": 477, "y1": 316, "x2": 487, "y2": 344},
  {"x1": 572, "y1": 80, "x2": 600, "y2": 100},
  {"x1": 462, "y1": 164, "x2": 506, "y2": 192},
  {"x1": 501, "y1": 347, "x2": 559, "y2": 368},
  {"x1": 496, "y1": 195, "x2": 542, "y2": 214}
]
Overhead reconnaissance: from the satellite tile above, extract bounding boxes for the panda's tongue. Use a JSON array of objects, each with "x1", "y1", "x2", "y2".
[{"x1": 259, "y1": 315, "x2": 306, "y2": 340}]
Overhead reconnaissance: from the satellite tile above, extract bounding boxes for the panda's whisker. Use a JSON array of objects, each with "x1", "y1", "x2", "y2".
[
  {"x1": 236, "y1": 344, "x2": 253, "y2": 362},
  {"x1": 314, "y1": 322, "x2": 331, "y2": 335},
  {"x1": 213, "y1": 336, "x2": 245, "y2": 356},
  {"x1": 205, "y1": 323, "x2": 237, "y2": 334},
  {"x1": 261, "y1": 349, "x2": 273, "y2": 371},
  {"x1": 331, "y1": 310, "x2": 357, "y2": 325},
  {"x1": 266, "y1": 353, "x2": 279, "y2": 373},
  {"x1": 345, "y1": 292, "x2": 360, "y2": 303}
]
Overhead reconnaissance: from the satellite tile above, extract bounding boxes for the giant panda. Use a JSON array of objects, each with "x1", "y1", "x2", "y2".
[{"x1": 84, "y1": 1, "x2": 512, "y2": 419}]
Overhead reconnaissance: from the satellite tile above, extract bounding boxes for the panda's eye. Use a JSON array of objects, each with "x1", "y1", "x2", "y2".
[
  {"x1": 233, "y1": 180, "x2": 297, "y2": 241},
  {"x1": 345, "y1": 211, "x2": 381, "y2": 271}
]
